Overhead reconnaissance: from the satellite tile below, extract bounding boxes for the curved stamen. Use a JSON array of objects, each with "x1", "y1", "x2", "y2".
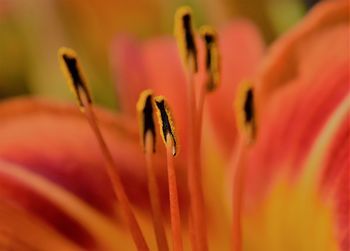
[
  {"x1": 58, "y1": 47, "x2": 149, "y2": 251},
  {"x1": 175, "y1": 6, "x2": 209, "y2": 251},
  {"x1": 137, "y1": 90, "x2": 169, "y2": 251}
]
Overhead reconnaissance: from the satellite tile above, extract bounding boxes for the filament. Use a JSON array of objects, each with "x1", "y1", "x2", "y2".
[
  {"x1": 166, "y1": 134, "x2": 184, "y2": 251},
  {"x1": 81, "y1": 94, "x2": 149, "y2": 251}
]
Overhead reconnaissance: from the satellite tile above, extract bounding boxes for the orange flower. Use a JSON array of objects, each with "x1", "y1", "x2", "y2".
[
  {"x1": 0, "y1": 8, "x2": 264, "y2": 250},
  {"x1": 0, "y1": 1, "x2": 347, "y2": 251}
]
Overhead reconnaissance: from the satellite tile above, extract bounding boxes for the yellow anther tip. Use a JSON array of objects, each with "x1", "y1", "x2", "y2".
[
  {"x1": 174, "y1": 6, "x2": 193, "y2": 19},
  {"x1": 58, "y1": 47, "x2": 76, "y2": 58},
  {"x1": 137, "y1": 89, "x2": 154, "y2": 113},
  {"x1": 199, "y1": 25, "x2": 216, "y2": 36}
]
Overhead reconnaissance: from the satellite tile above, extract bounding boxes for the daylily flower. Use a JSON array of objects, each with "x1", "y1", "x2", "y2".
[{"x1": 0, "y1": 1, "x2": 347, "y2": 251}]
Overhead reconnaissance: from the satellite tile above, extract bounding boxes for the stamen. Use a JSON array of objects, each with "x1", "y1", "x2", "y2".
[
  {"x1": 199, "y1": 25, "x2": 220, "y2": 92},
  {"x1": 174, "y1": 6, "x2": 198, "y2": 73},
  {"x1": 58, "y1": 47, "x2": 149, "y2": 251},
  {"x1": 232, "y1": 81, "x2": 257, "y2": 251},
  {"x1": 234, "y1": 81, "x2": 256, "y2": 142},
  {"x1": 154, "y1": 96, "x2": 183, "y2": 251},
  {"x1": 137, "y1": 90, "x2": 169, "y2": 251},
  {"x1": 174, "y1": 7, "x2": 208, "y2": 251}
]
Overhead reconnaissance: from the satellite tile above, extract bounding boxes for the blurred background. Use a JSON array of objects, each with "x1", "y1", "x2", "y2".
[{"x1": 0, "y1": 0, "x2": 319, "y2": 109}]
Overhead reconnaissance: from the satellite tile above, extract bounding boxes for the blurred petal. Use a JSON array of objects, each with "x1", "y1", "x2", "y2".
[
  {"x1": 0, "y1": 160, "x2": 132, "y2": 250},
  {"x1": 240, "y1": 1, "x2": 349, "y2": 250},
  {"x1": 0, "y1": 97, "x2": 188, "y2": 248},
  {"x1": 255, "y1": 0, "x2": 348, "y2": 115}
]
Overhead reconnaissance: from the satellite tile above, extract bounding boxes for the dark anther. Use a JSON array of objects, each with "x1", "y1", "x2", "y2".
[
  {"x1": 62, "y1": 54, "x2": 92, "y2": 105},
  {"x1": 155, "y1": 99, "x2": 177, "y2": 156},
  {"x1": 182, "y1": 14, "x2": 198, "y2": 72},
  {"x1": 244, "y1": 88, "x2": 254, "y2": 123},
  {"x1": 143, "y1": 95, "x2": 156, "y2": 152}
]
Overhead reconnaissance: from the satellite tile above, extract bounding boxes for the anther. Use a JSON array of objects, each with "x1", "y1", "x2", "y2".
[
  {"x1": 174, "y1": 6, "x2": 198, "y2": 73},
  {"x1": 234, "y1": 81, "x2": 256, "y2": 141},
  {"x1": 137, "y1": 90, "x2": 156, "y2": 153},
  {"x1": 199, "y1": 26, "x2": 220, "y2": 92},
  {"x1": 154, "y1": 96, "x2": 177, "y2": 156},
  {"x1": 58, "y1": 47, "x2": 92, "y2": 108}
]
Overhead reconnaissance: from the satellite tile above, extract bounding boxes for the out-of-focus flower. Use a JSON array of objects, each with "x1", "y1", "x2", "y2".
[
  {"x1": 0, "y1": 1, "x2": 347, "y2": 251},
  {"x1": 0, "y1": 7, "x2": 264, "y2": 250},
  {"x1": 239, "y1": 1, "x2": 349, "y2": 250}
]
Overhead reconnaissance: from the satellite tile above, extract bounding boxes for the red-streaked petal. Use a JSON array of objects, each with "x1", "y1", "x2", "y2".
[
  {"x1": 255, "y1": 0, "x2": 348, "y2": 115},
  {"x1": 0, "y1": 97, "x2": 188, "y2": 247},
  {"x1": 243, "y1": 61, "x2": 349, "y2": 210},
  {"x1": 239, "y1": 1, "x2": 349, "y2": 250}
]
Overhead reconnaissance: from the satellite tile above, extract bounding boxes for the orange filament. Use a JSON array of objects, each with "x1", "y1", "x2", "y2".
[
  {"x1": 186, "y1": 68, "x2": 208, "y2": 251},
  {"x1": 145, "y1": 131, "x2": 169, "y2": 251},
  {"x1": 80, "y1": 91, "x2": 149, "y2": 251},
  {"x1": 166, "y1": 133, "x2": 184, "y2": 251},
  {"x1": 231, "y1": 140, "x2": 245, "y2": 251}
]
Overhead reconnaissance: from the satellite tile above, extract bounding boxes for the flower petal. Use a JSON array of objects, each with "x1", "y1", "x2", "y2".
[
  {"x1": 255, "y1": 0, "x2": 348, "y2": 114},
  {"x1": 239, "y1": 1, "x2": 349, "y2": 249}
]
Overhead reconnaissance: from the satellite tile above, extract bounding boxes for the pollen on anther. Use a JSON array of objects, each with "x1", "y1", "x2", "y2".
[
  {"x1": 174, "y1": 6, "x2": 198, "y2": 73},
  {"x1": 199, "y1": 25, "x2": 220, "y2": 92},
  {"x1": 154, "y1": 96, "x2": 178, "y2": 156},
  {"x1": 137, "y1": 89, "x2": 156, "y2": 153},
  {"x1": 58, "y1": 47, "x2": 92, "y2": 107},
  {"x1": 234, "y1": 81, "x2": 256, "y2": 141}
]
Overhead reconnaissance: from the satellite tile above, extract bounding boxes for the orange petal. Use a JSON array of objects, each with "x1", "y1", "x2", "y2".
[
  {"x1": 110, "y1": 36, "x2": 150, "y2": 117},
  {"x1": 241, "y1": 66, "x2": 349, "y2": 251},
  {"x1": 255, "y1": 0, "x2": 348, "y2": 115},
  {"x1": 239, "y1": 1, "x2": 349, "y2": 249}
]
